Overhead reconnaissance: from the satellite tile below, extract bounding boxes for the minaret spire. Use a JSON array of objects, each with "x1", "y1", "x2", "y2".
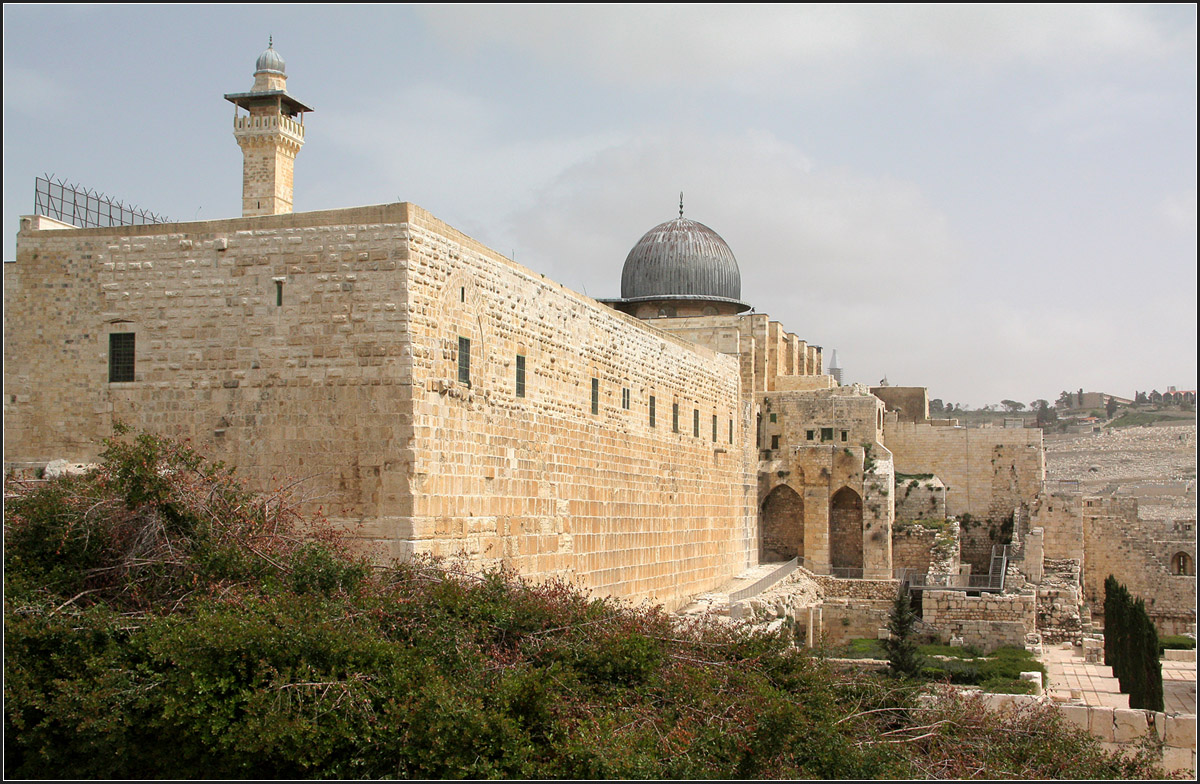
[
  {"x1": 225, "y1": 40, "x2": 314, "y2": 217},
  {"x1": 679, "y1": 191, "x2": 684, "y2": 218}
]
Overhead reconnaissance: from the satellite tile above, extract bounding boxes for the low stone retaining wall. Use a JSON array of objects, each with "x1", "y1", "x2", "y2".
[
  {"x1": 923, "y1": 590, "x2": 1036, "y2": 652},
  {"x1": 979, "y1": 694, "x2": 1195, "y2": 775}
]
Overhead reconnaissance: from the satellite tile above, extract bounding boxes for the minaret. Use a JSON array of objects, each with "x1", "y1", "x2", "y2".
[
  {"x1": 828, "y1": 349, "x2": 843, "y2": 386},
  {"x1": 224, "y1": 39, "x2": 313, "y2": 217}
]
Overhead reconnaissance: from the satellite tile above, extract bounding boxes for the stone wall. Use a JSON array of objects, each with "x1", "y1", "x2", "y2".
[
  {"x1": 656, "y1": 314, "x2": 825, "y2": 397},
  {"x1": 818, "y1": 599, "x2": 893, "y2": 647},
  {"x1": 922, "y1": 590, "x2": 1036, "y2": 652},
  {"x1": 894, "y1": 475, "x2": 946, "y2": 522},
  {"x1": 893, "y1": 523, "x2": 942, "y2": 575},
  {"x1": 1029, "y1": 491, "x2": 1085, "y2": 561},
  {"x1": 883, "y1": 415, "x2": 1045, "y2": 523},
  {"x1": 1082, "y1": 495, "x2": 1197, "y2": 635},
  {"x1": 870, "y1": 386, "x2": 928, "y2": 423},
  {"x1": 980, "y1": 695, "x2": 1196, "y2": 775},
  {"x1": 4, "y1": 202, "x2": 757, "y2": 610}
]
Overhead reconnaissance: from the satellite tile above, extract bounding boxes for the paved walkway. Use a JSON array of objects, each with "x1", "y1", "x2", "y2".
[
  {"x1": 676, "y1": 561, "x2": 789, "y2": 616},
  {"x1": 1041, "y1": 643, "x2": 1196, "y2": 714}
]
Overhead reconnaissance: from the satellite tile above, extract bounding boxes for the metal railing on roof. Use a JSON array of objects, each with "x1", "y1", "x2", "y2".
[{"x1": 33, "y1": 174, "x2": 170, "y2": 229}]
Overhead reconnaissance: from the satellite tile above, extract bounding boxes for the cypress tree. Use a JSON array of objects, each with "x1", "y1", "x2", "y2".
[
  {"x1": 886, "y1": 583, "x2": 923, "y2": 678},
  {"x1": 1103, "y1": 575, "x2": 1119, "y2": 667}
]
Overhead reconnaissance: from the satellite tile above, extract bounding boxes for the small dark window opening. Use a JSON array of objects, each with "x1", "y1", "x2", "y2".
[
  {"x1": 806, "y1": 430, "x2": 815, "y2": 441},
  {"x1": 457, "y1": 336, "x2": 471, "y2": 385},
  {"x1": 841, "y1": 430, "x2": 848, "y2": 442},
  {"x1": 821, "y1": 427, "x2": 833, "y2": 442},
  {"x1": 622, "y1": 387, "x2": 630, "y2": 410},
  {"x1": 769, "y1": 412, "x2": 777, "y2": 423},
  {"x1": 591, "y1": 378, "x2": 599, "y2": 415},
  {"x1": 460, "y1": 287, "x2": 465, "y2": 302},
  {"x1": 729, "y1": 419, "x2": 734, "y2": 444},
  {"x1": 673, "y1": 403, "x2": 679, "y2": 433},
  {"x1": 649, "y1": 396, "x2": 656, "y2": 428},
  {"x1": 693, "y1": 409, "x2": 700, "y2": 437},
  {"x1": 771, "y1": 434, "x2": 780, "y2": 450},
  {"x1": 712, "y1": 414, "x2": 718, "y2": 442},
  {"x1": 515, "y1": 354, "x2": 526, "y2": 398},
  {"x1": 275, "y1": 280, "x2": 283, "y2": 306},
  {"x1": 109, "y1": 333, "x2": 135, "y2": 383}
]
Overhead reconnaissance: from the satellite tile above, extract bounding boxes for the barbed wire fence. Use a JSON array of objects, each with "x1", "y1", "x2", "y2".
[{"x1": 34, "y1": 174, "x2": 171, "y2": 228}]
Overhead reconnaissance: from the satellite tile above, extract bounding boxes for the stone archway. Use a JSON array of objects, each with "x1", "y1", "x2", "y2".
[
  {"x1": 761, "y1": 484, "x2": 804, "y2": 563},
  {"x1": 1173, "y1": 551, "x2": 1194, "y2": 576},
  {"x1": 829, "y1": 486, "x2": 863, "y2": 572}
]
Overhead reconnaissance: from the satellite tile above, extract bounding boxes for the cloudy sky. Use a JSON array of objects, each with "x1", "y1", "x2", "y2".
[{"x1": 4, "y1": 5, "x2": 1195, "y2": 407}]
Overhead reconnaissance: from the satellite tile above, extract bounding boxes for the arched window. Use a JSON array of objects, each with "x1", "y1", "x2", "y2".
[{"x1": 1173, "y1": 552, "x2": 1194, "y2": 576}]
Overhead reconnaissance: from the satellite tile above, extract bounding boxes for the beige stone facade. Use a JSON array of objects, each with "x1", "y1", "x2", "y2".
[{"x1": 3, "y1": 203, "x2": 756, "y2": 610}]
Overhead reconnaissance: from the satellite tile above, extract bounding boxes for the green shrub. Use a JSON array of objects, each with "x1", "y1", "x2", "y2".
[{"x1": 1159, "y1": 635, "x2": 1196, "y2": 653}]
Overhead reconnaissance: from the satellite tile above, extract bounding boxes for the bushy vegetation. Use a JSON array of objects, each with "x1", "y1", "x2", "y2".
[
  {"x1": 1159, "y1": 635, "x2": 1196, "y2": 653},
  {"x1": 3, "y1": 430, "x2": 1169, "y2": 778}
]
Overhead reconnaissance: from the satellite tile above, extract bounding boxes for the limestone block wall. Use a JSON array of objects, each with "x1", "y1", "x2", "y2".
[
  {"x1": 5, "y1": 202, "x2": 757, "y2": 611},
  {"x1": 818, "y1": 599, "x2": 893, "y2": 647},
  {"x1": 922, "y1": 590, "x2": 1036, "y2": 651},
  {"x1": 1082, "y1": 496, "x2": 1197, "y2": 635},
  {"x1": 883, "y1": 415, "x2": 1045, "y2": 522},
  {"x1": 400, "y1": 205, "x2": 756, "y2": 609},
  {"x1": 893, "y1": 523, "x2": 940, "y2": 574},
  {"x1": 1030, "y1": 491, "x2": 1085, "y2": 561},
  {"x1": 4, "y1": 206, "x2": 417, "y2": 521},
  {"x1": 894, "y1": 475, "x2": 946, "y2": 522},
  {"x1": 870, "y1": 386, "x2": 929, "y2": 423},
  {"x1": 982, "y1": 697, "x2": 1196, "y2": 775},
  {"x1": 655, "y1": 313, "x2": 824, "y2": 397}
]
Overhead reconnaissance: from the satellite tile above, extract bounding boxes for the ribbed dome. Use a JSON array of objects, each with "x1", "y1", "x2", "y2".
[
  {"x1": 255, "y1": 42, "x2": 286, "y2": 74},
  {"x1": 620, "y1": 217, "x2": 743, "y2": 303}
]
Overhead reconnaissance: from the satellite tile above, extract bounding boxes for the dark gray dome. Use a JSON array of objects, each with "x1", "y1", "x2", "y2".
[
  {"x1": 620, "y1": 217, "x2": 743, "y2": 303},
  {"x1": 255, "y1": 41, "x2": 286, "y2": 74}
]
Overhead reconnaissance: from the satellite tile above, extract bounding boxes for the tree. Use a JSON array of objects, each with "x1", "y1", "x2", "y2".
[
  {"x1": 929, "y1": 399, "x2": 944, "y2": 415},
  {"x1": 1104, "y1": 576, "x2": 1163, "y2": 712},
  {"x1": 1105, "y1": 397, "x2": 1119, "y2": 419},
  {"x1": 886, "y1": 584, "x2": 924, "y2": 678},
  {"x1": 1034, "y1": 400, "x2": 1056, "y2": 428},
  {"x1": 1057, "y1": 391, "x2": 1074, "y2": 409},
  {"x1": 1000, "y1": 400, "x2": 1025, "y2": 412}
]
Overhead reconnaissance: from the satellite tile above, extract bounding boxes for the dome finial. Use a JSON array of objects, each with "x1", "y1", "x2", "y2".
[
  {"x1": 268, "y1": 35, "x2": 273, "y2": 48},
  {"x1": 679, "y1": 191, "x2": 684, "y2": 218}
]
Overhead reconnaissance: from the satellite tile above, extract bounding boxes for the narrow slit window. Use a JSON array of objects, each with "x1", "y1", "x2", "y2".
[
  {"x1": 693, "y1": 409, "x2": 699, "y2": 437},
  {"x1": 729, "y1": 419, "x2": 734, "y2": 444},
  {"x1": 457, "y1": 336, "x2": 471, "y2": 385},
  {"x1": 591, "y1": 378, "x2": 599, "y2": 415},
  {"x1": 673, "y1": 403, "x2": 679, "y2": 433},
  {"x1": 621, "y1": 387, "x2": 630, "y2": 410},
  {"x1": 712, "y1": 414, "x2": 717, "y2": 442},
  {"x1": 275, "y1": 280, "x2": 283, "y2": 306},
  {"x1": 649, "y1": 395, "x2": 656, "y2": 428},
  {"x1": 108, "y1": 333, "x2": 135, "y2": 383},
  {"x1": 515, "y1": 354, "x2": 526, "y2": 398}
]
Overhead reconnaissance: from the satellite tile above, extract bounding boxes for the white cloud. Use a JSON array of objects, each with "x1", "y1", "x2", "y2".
[{"x1": 417, "y1": 5, "x2": 1187, "y2": 92}]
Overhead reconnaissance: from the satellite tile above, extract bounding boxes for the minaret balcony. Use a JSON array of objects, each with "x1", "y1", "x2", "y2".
[{"x1": 233, "y1": 113, "x2": 305, "y2": 142}]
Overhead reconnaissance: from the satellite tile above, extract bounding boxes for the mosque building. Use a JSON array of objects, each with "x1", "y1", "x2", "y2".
[{"x1": 5, "y1": 43, "x2": 1052, "y2": 620}]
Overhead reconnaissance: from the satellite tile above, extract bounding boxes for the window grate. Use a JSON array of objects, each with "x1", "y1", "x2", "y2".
[
  {"x1": 109, "y1": 333, "x2": 135, "y2": 382},
  {"x1": 458, "y1": 337, "x2": 471, "y2": 385}
]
